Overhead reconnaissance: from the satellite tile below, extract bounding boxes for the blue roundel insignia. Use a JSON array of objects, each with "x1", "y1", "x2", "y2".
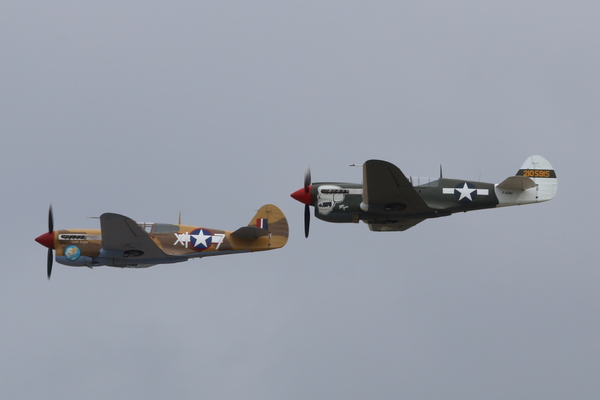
[
  {"x1": 189, "y1": 228, "x2": 213, "y2": 250},
  {"x1": 64, "y1": 245, "x2": 81, "y2": 261},
  {"x1": 454, "y1": 182, "x2": 478, "y2": 203}
]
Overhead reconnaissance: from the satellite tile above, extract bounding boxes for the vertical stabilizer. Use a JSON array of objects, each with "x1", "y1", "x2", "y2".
[
  {"x1": 231, "y1": 204, "x2": 289, "y2": 250},
  {"x1": 249, "y1": 204, "x2": 289, "y2": 249},
  {"x1": 516, "y1": 155, "x2": 558, "y2": 202},
  {"x1": 496, "y1": 155, "x2": 557, "y2": 206}
]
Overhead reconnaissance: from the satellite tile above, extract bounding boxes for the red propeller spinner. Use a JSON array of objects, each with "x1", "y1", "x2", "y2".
[
  {"x1": 35, "y1": 231, "x2": 55, "y2": 249},
  {"x1": 290, "y1": 185, "x2": 312, "y2": 205}
]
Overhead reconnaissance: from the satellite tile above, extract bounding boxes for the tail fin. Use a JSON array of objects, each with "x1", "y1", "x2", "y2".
[
  {"x1": 496, "y1": 155, "x2": 557, "y2": 206},
  {"x1": 231, "y1": 204, "x2": 289, "y2": 250}
]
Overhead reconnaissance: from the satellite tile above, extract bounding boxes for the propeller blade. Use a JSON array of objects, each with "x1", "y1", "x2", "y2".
[
  {"x1": 304, "y1": 167, "x2": 311, "y2": 192},
  {"x1": 47, "y1": 248, "x2": 53, "y2": 279},
  {"x1": 304, "y1": 204, "x2": 310, "y2": 238},
  {"x1": 47, "y1": 205, "x2": 54, "y2": 279},
  {"x1": 304, "y1": 168, "x2": 312, "y2": 237},
  {"x1": 48, "y1": 204, "x2": 54, "y2": 233}
]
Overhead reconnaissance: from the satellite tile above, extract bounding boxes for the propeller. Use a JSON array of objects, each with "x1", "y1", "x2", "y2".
[
  {"x1": 290, "y1": 168, "x2": 313, "y2": 238},
  {"x1": 47, "y1": 205, "x2": 53, "y2": 279},
  {"x1": 303, "y1": 168, "x2": 311, "y2": 238},
  {"x1": 35, "y1": 205, "x2": 55, "y2": 279}
]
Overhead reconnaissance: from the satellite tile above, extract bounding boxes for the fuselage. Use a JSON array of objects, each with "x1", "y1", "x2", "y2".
[
  {"x1": 296, "y1": 178, "x2": 500, "y2": 224},
  {"x1": 35, "y1": 204, "x2": 289, "y2": 277},
  {"x1": 36, "y1": 221, "x2": 287, "y2": 268}
]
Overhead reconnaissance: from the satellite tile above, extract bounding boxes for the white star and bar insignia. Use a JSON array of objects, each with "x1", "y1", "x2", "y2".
[{"x1": 443, "y1": 182, "x2": 489, "y2": 202}]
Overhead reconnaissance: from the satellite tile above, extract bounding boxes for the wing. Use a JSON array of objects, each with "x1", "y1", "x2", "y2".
[
  {"x1": 362, "y1": 160, "x2": 433, "y2": 215},
  {"x1": 100, "y1": 213, "x2": 174, "y2": 263},
  {"x1": 368, "y1": 218, "x2": 426, "y2": 232}
]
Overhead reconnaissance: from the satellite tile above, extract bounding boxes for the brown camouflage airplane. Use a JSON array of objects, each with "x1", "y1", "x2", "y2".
[{"x1": 35, "y1": 204, "x2": 288, "y2": 278}]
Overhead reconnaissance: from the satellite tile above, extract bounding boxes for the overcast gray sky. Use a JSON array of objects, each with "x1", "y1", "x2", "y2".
[{"x1": 2, "y1": 1, "x2": 599, "y2": 399}]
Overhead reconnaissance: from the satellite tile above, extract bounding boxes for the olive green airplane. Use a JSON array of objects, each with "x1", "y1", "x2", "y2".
[
  {"x1": 35, "y1": 204, "x2": 288, "y2": 278},
  {"x1": 291, "y1": 155, "x2": 557, "y2": 236}
]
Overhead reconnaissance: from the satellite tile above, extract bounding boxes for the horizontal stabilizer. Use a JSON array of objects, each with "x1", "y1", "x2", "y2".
[
  {"x1": 231, "y1": 226, "x2": 269, "y2": 239},
  {"x1": 497, "y1": 176, "x2": 536, "y2": 190}
]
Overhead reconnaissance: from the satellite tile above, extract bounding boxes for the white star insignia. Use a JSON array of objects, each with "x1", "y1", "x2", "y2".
[
  {"x1": 455, "y1": 183, "x2": 476, "y2": 201},
  {"x1": 192, "y1": 230, "x2": 212, "y2": 248}
]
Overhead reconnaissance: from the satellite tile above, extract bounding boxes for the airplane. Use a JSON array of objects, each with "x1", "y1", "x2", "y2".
[
  {"x1": 291, "y1": 155, "x2": 557, "y2": 236},
  {"x1": 35, "y1": 204, "x2": 289, "y2": 278}
]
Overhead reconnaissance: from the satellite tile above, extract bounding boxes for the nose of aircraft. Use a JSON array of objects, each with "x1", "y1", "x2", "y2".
[
  {"x1": 35, "y1": 232, "x2": 55, "y2": 249},
  {"x1": 290, "y1": 186, "x2": 312, "y2": 205}
]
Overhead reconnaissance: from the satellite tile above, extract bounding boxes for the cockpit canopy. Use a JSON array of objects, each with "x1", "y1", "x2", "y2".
[{"x1": 137, "y1": 223, "x2": 180, "y2": 234}]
